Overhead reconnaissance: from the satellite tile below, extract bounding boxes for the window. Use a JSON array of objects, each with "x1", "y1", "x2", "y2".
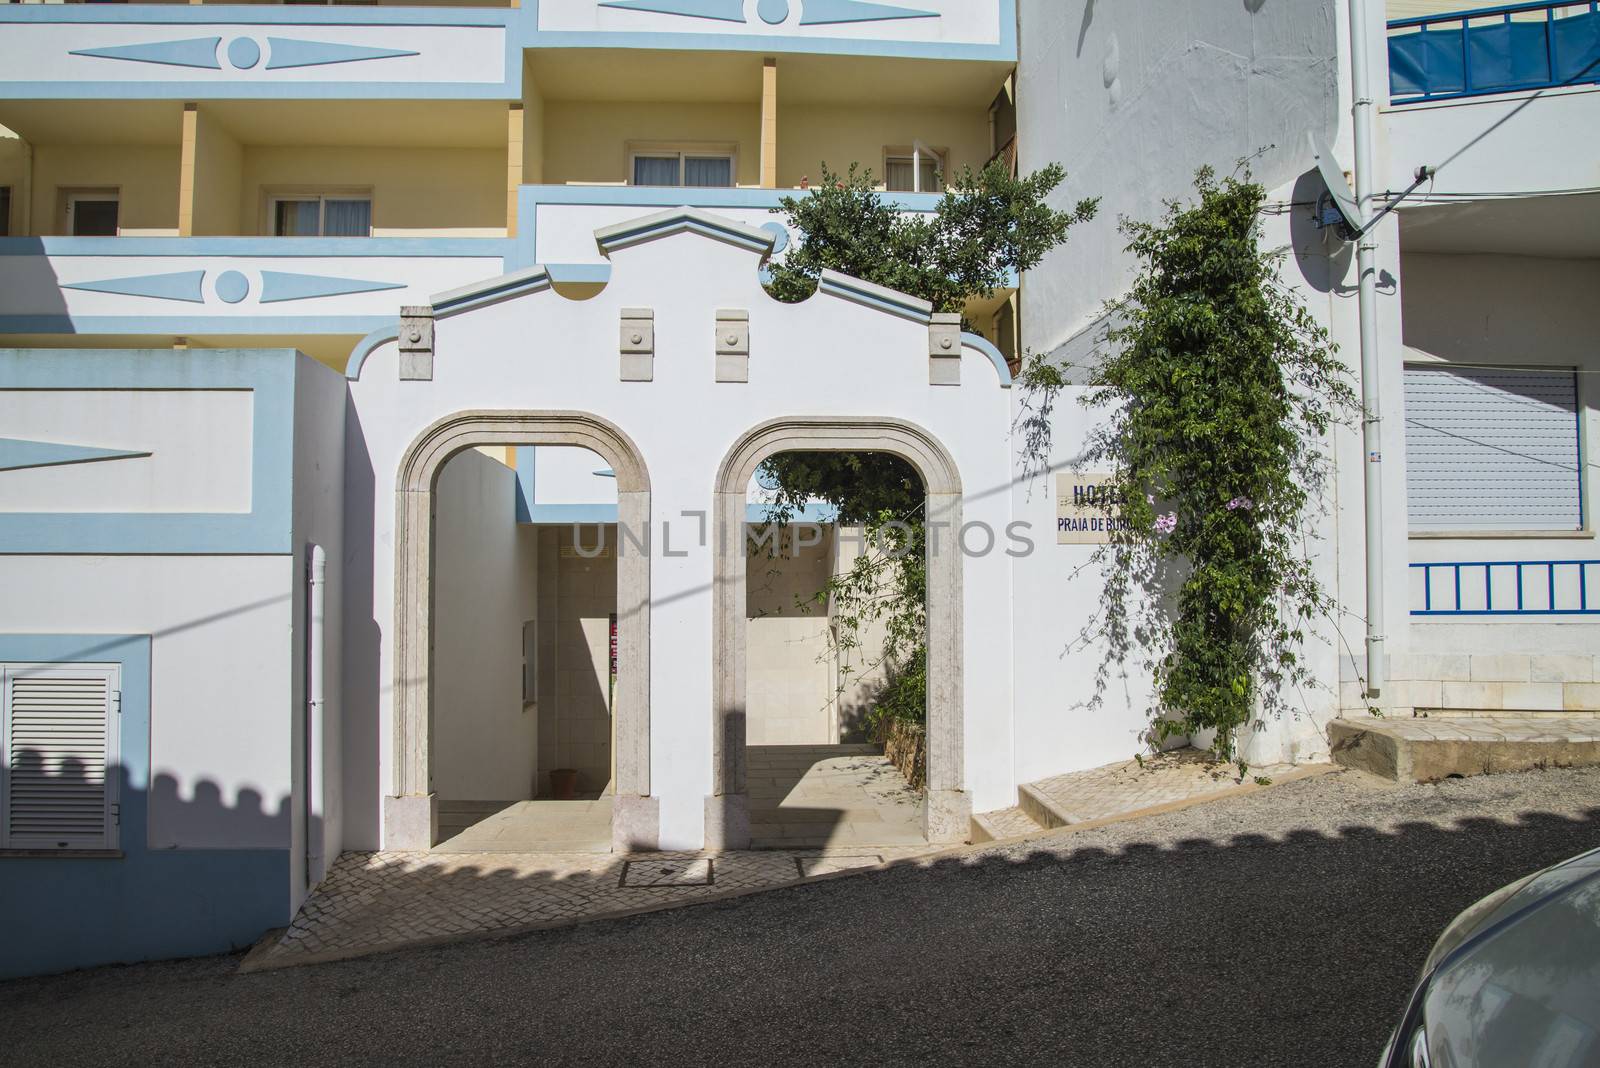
[
  {"x1": 64, "y1": 191, "x2": 119, "y2": 237},
  {"x1": 627, "y1": 144, "x2": 736, "y2": 188},
  {"x1": 885, "y1": 146, "x2": 944, "y2": 193},
  {"x1": 0, "y1": 186, "x2": 10, "y2": 237},
  {"x1": 1404, "y1": 365, "x2": 1583, "y2": 531},
  {"x1": 1, "y1": 663, "x2": 120, "y2": 852},
  {"x1": 270, "y1": 194, "x2": 372, "y2": 237}
]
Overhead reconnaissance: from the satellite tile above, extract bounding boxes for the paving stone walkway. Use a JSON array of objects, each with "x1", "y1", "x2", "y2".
[{"x1": 244, "y1": 845, "x2": 935, "y2": 972}]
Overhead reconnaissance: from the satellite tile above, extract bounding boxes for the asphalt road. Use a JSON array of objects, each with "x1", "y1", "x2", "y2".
[{"x1": 4, "y1": 766, "x2": 1598, "y2": 1067}]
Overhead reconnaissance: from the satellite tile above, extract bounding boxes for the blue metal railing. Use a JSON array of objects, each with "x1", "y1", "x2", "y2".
[
  {"x1": 1388, "y1": 1, "x2": 1600, "y2": 103},
  {"x1": 1412, "y1": 559, "x2": 1600, "y2": 615}
]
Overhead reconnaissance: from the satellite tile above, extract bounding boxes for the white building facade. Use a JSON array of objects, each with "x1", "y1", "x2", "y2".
[{"x1": 1, "y1": 0, "x2": 1596, "y2": 979}]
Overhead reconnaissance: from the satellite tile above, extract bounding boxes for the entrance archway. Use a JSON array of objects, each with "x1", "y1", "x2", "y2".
[
  {"x1": 389, "y1": 410, "x2": 656, "y2": 852},
  {"x1": 710, "y1": 416, "x2": 968, "y2": 848}
]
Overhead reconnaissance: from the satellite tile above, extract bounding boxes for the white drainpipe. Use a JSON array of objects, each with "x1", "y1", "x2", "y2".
[
  {"x1": 307, "y1": 544, "x2": 326, "y2": 883},
  {"x1": 1348, "y1": 0, "x2": 1386, "y2": 698}
]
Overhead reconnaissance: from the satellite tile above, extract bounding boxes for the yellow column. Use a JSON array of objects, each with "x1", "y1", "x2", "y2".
[
  {"x1": 506, "y1": 102, "x2": 524, "y2": 238},
  {"x1": 177, "y1": 103, "x2": 198, "y2": 238},
  {"x1": 760, "y1": 58, "x2": 778, "y2": 189}
]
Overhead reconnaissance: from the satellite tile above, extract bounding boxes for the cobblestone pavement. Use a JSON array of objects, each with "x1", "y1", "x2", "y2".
[
  {"x1": 247, "y1": 844, "x2": 936, "y2": 971},
  {"x1": 1030, "y1": 748, "x2": 1299, "y2": 823},
  {"x1": 7, "y1": 768, "x2": 1600, "y2": 1067},
  {"x1": 256, "y1": 751, "x2": 1317, "y2": 971}
]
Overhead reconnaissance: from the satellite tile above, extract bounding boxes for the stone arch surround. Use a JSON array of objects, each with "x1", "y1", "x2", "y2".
[
  {"x1": 387, "y1": 410, "x2": 656, "y2": 852},
  {"x1": 708, "y1": 416, "x2": 970, "y2": 848}
]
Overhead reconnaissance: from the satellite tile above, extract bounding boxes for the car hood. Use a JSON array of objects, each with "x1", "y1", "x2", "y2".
[{"x1": 1424, "y1": 846, "x2": 1600, "y2": 975}]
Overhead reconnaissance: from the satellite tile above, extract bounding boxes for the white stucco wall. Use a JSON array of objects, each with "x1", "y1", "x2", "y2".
[
  {"x1": 0, "y1": 554, "x2": 296, "y2": 849},
  {"x1": 1017, "y1": 0, "x2": 1341, "y2": 354},
  {"x1": 346, "y1": 223, "x2": 1015, "y2": 849},
  {"x1": 431, "y1": 449, "x2": 540, "y2": 801}
]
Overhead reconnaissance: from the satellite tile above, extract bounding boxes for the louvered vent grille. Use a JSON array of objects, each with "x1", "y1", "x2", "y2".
[
  {"x1": 4, "y1": 670, "x2": 113, "y2": 850},
  {"x1": 1404, "y1": 366, "x2": 1582, "y2": 531}
]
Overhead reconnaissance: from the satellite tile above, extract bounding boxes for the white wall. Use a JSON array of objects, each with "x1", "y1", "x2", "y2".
[
  {"x1": 746, "y1": 528, "x2": 834, "y2": 746},
  {"x1": 0, "y1": 554, "x2": 296, "y2": 849},
  {"x1": 1017, "y1": 0, "x2": 1340, "y2": 355},
  {"x1": 431, "y1": 449, "x2": 540, "y2": 801},
  {"x1": 290, "y1": 354, "x2": 347, "y2": 895}
]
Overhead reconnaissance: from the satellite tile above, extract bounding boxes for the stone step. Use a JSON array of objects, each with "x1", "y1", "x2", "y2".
[
  {"x1": 1017, "y1": 782, "x2": 1078, "y2": 830},
  {"x1": 969, "y1": 806, "x2": 1046, "y2": 843},
  {"x1": 1329, "y1": 715, "x2": 1600, "y2": 783}
]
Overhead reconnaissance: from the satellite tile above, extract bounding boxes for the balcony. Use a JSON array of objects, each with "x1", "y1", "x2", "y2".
[
  {"x1": 0, "y1": 1, "x2": 1015, "y2": 103},
  {"x1": 1388, "y1": 1, "x2": 1600, "y2": 103}
]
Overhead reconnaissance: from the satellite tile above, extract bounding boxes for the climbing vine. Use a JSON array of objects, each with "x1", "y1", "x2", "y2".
[
  {"x1": 757, "y1": 160, "x2": 1095, "y2": 734},
  {"x1": 1024, "y1": 165, "x2": 1357, "y2": 762}
]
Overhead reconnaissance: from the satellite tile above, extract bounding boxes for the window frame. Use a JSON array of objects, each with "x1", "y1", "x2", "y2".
[
  {"x1": 883, "y1": 144, "x2": 947, "y2": 193},
  {"x1": 1, "y1": 662, "x2": 121, "y2": 853},
  {"x1": 625, "y1": 141, "x2": 739, "y2": 189},
  {"x1": 1403, "y1": 360, "x2": 1590, "y2": 538},
  {"x1": 63, "y1": 189, "x2": 120, "y2": 237},
  {"x1": 265, "y1": 189, "x2": 375, "y2": 238}
]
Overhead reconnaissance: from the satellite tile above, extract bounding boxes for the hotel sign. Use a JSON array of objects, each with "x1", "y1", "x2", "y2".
[{"x1": 1056, "y1": 472, "x2": 1130, "y2": 544}]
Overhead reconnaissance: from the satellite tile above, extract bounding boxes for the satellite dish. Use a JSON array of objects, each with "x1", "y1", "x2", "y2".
[{"x1": 1309, "y1": 132, "x2": 1361, "y2": 241}]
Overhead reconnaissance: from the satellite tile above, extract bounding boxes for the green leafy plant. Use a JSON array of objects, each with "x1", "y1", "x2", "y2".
[
  {"x1": 1038, "y1": 165, "x2": 1356, "y2": 761},
  {"x1": 765, "y1": 161, "x2": 1097, "y2": 314},
  {"x1": 757, "y1": 160, "x2": 1095, "y2": 734}
]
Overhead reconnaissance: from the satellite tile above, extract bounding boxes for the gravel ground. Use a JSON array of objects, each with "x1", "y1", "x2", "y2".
[{"x1": 3, "y1": 766, "x2": 1598, "y2": 1068}]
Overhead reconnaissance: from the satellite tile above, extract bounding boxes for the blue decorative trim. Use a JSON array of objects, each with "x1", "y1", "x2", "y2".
[
  {"x1": 344, "y1": 324, "x2": 400, "y2": 380},
  {"x1": 960, "y1": 331, "x2": 1013, "y2": 388},
  {"x1": 259, "y1": 271, "x2": 405, "y2": 305},
  {"x1": 817, "y1": 269, "x2": 932, "y2": 322},
  {"x1": 526, "y1": 504, "x2": 621, "y2": 524},
  {"x1": 0, "y1": 7, "x2": 512, "y2": 27},
  {"x1": 0, "y1": 349, "x2": 299, "y2": 555},
  {"x1": 69, "y1": 36, "x2": 221, "y2": 70},
  {"x1": 0, "y1": 236, "x2": 511, "y2": 258},
  {"x1": 227, "y1": 37, "x2": 261, "y2": 71},
  {"x1": 264, "y1": 37, "x2": 420, "y2": 71},
  {"x1": 599, "y1": 0, "x2": 747, "y2": 22},
  {"x1": 595, "y1": 207, "x2": 777, "y2": 256},
  {"x1": 0, "y1": 315, "x2": 390, "y2": 337},
  {"x1": 431, "y1": 266, "x2": 552, "y2": 317},
  {"x1": 62, "y1": 270, "x2": 206, "y2": 304},
  {"x1": 522, "y1": 184, "x2": 943, "y2": 212},
  {"x1": 760, "y1": 221, "x2": 792, "y2": 254},
  {"x1": 215, "y1": 271, "x2": 250, "y2": 305},
  {"x1": 759, "y1": 0, "x2": 792, "y2": 25},
  {"x1": 547, "y1": 263, "x2": 613, "y2": 285},
  {"x1": 0, "y1": 634, "x2": 290, "y2": 981},
  {"x1": 799, "y1": 1, "x2": 939, "y2": 26},
  {"x1": 746, "y1": 501, "x2": 840, "y2": 523},
  {"x1": 0, "y1": 438, "x2": 151, "y2": 473}
]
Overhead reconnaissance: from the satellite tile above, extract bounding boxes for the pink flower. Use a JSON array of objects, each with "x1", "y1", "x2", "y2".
[
  {"x1": 1154, "y1": 511, "x2": 1177, "y2": 534},
  {"x1": 1227, "y1": 496, "x2": 1254, "y2": 511}
]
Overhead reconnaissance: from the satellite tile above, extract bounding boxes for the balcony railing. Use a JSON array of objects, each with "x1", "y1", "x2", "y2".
[
  {"x1": 1388, "y1": 1, "x2": 1600, "y2": 103},
  {"x1": 1411, "y1": 559, "x2": 1600, "y2": 615}
]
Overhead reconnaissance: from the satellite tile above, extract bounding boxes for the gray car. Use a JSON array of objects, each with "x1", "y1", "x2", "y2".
[{"x1": 1379, "y1": 846, "x2": 1600, "y2": 1067}]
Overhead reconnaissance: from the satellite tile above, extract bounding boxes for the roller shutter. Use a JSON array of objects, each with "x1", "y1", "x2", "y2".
[{"x1": 1404, "y1": 366, "x2": 1582, "y2": 531}]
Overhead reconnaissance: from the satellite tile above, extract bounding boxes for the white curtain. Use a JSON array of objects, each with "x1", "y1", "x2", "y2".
[
  {"x1": 683, "y1": 156, "x2": 732, "y2": 188},
  {"x1": 322, "y1": 198, "x2": 371, "y2": 237},
  {"x1": 633, "y1": 156, "x2": 681, "y2": 187}
]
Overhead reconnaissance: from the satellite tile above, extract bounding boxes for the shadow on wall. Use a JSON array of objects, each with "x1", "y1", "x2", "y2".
[
  {"x1": 0, "y1": 756, "x2": 293, "y2": 981},
  {"x1": 0, "y1": 238, "x2": 75, "y2": 331}
]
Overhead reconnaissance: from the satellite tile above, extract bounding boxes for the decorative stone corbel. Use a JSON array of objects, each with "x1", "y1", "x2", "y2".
[
  {"x1": 714, "y1": 309, "x2": 749, "y2": 383},
  {"x1": 399, "y1": 306, "x2": 434, "y2": 381},
  {"x1": 928, "y1": 312, "x2": 962, "y2": 386},
  {"x1": 620, "y1": 308, "x2": 654, "y2": 382}
]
